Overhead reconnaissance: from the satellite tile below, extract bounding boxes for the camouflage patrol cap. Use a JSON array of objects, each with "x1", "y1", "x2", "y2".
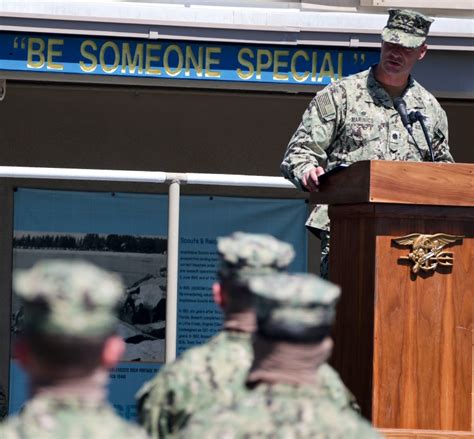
[
  {"x1": 217, "y1": 232, "x2": 295, "y2": 283},
  {"x1": 382, "y1": 9, "x2": 433, "y2": 48},
  {"x1": 13, "y1": 259, "x2": 124, "y2": 337},
  {"x1": 249, "y1": 273, "x2": 340, "y2": 342}
]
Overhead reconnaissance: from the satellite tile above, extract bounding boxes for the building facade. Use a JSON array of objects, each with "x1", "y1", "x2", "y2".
[{"x1": 0, "y1": 0, "x2": 472, "y2": 427}]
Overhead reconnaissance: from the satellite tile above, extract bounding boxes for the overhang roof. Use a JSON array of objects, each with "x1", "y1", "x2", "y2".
[{"x1": 0, "y1": 1, "x2": 472, "y2": 50}]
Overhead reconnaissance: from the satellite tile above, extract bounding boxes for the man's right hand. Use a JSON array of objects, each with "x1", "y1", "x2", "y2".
[{"x1": 302, "y1": 167, "x2": 325, "y2": 192}]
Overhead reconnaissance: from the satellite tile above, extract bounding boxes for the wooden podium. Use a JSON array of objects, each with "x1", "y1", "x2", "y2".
[{"x1": 311, "y1": 161, "x2": 474, "y2": 438}]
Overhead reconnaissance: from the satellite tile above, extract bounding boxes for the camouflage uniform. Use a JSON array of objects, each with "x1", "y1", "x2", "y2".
[
  {"x1": 0, "y1": 396, "x2": 147, "y2": 439},
  {"x1": 137, "y1": 330, "x2": 252, "y2": 438},
  {"x1": 179, "y1": 273, "x2": 380, "y2": 438},
  {"x1": 178, "y1": 384, "x2": 376, "y2": 439},
  {"x1": 280, "y1": 9, "x2": 454, "y2": 277},
  {"x1": 281, "y1": 67, "x2": 454, "y2": 233},
  {"x1": 136, "y1": 232, "x2": 296, "y2": 438},
  {"x1": 0, "y1": 260, "x2": 148, "y2": 439},
  {"x1": 137, "y1": 329, "x2": 355, "y2": 438}
]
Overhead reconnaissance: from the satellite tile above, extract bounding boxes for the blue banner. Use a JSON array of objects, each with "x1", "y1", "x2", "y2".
[
  {"x1": 177, "y1": 196, "x2": 307, "y2": 354},
  {"x1": 0, "y1": 32, "x2": 378, "y2": 85},
  {"x1": 10, "y1": 188, "x2": 308, "y2": 419}
]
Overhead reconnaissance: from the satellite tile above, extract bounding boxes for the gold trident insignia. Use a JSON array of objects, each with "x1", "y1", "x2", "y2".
[{"x1": 393, "y1": 233, "x2": 464, "y2": 274}]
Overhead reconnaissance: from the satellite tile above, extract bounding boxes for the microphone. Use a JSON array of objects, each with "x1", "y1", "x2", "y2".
[
  {"x1": 409, "y1": 111, "x2": 423, "y2": 124},
  {"x1": 393, "y1": 97, "x2": 413, "y2": 136}
]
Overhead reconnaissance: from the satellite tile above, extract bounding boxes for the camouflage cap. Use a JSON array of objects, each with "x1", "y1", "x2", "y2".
[
  {"x1": 382, "y1": 9, "x2": 433, "y2": 48},
  {"x1": 13, "y1": 259, "x2": 125, "y2": 337},
  {"x1": 217, "y1": 232, "x2": 295, "y2": 283},
  {"x1": 249, "y1": 273, "x2": 341, "y2": 341}
]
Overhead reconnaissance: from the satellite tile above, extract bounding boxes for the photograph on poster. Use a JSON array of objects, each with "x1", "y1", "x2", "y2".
[{"x1": 12, "y1": 231, "x2": 167, "y2": 363}]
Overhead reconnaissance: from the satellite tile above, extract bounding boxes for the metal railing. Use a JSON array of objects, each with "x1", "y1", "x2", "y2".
[{"x1": 0, "y1": 166, "x2": 295, "y2": 362}]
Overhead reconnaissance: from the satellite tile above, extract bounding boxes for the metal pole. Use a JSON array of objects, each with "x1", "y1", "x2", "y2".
[
  {"x1": 185, "y1": 172, "x2": 294, "y2": 188},
  {"x1": 0, "y1": 166, "x2": 167, "y2": 184},
  {"x1": 165, "y1": 179, "x2": 180, "y2": 363},
  {"x1": 0, "y1": 167, "x2": 293, "y2": 189}
]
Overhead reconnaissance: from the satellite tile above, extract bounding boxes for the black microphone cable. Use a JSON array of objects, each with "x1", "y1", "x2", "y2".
[{"x1": 409, "y1": 111, "x2": 435, "y2": 162}]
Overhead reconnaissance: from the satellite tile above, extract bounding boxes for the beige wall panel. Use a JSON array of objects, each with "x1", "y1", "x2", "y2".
[
  {"x1": 0, "y1": 83, "x2": 471, "y2": 172},
  {"x1": 439, "y1": 100, "x2": 474, "y2": 164},
  {"x1": 0, "y1": 83, "x2": 309, "y2": 175}
]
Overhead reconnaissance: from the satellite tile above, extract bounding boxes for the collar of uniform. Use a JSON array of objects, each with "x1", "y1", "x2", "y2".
[
  {"x1": 365, "y1": 66, "x2": 393, "y2": 108},
  {"x1": 366, "y1": 66, "x2": 420, "y2": 109},
  {"x1": 250, "y1": 381, "x2": 320, "y2": 400},
  {"x1": 22, "y1": 392, "x2": 109, "y2": 417},
  {"x1": 224, "y1": 329, "x2": 252, "y2": 341}
]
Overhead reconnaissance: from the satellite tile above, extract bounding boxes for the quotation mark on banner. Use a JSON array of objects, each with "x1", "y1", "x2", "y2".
[
  {"x1": 353, "y1": 53, "x2": 366, "y2": 64},
  {"x1": 13, "y1": 37, "x2": 27, "y2": 50}
]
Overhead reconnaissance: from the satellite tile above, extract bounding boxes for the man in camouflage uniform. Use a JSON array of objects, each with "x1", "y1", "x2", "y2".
[
  {"x1": 136, "y1": 232, "x2": 357, "y2": 438},
  {"x1": 135, "y1": 232, "x2": 295, "y2": 438},
  {"x1": 0, "y1": 260, "x2": 148, "y2": 439},
  {"x1": 179, "y1": 273, "x2": 381, "y2": 438},
  {"x1": 281, "y1": 9, "x2": 454, "y2": 278}
]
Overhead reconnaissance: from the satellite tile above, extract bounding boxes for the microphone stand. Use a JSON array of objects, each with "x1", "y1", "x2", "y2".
[
  {"x1": 405, "y1": 124, "x2": 425, "y2": 161},
  {"x1": 393, "y1": 97, "x2": 427, "y2": 162},
  {"x1": 409, "y1": 111, "x2": 435, "y2": 162}
]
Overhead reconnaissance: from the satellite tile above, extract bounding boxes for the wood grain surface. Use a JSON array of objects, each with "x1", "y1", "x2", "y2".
[
  {"x1": 329, "y1": 203, "x2": 473, "y2": 432},
  {"x1": 369, "y1": 161, "x2": 474, "y2": 206},
  {"x1": 329, "y1": 205, "x2": 377, "y2": 419},
  {"x1": 311, "y1": 161, "x2": 474, "y2": 207}
]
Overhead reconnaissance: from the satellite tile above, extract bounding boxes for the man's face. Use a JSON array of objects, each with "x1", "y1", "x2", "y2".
[{"x1": 379, "y1": 42, "x2": 427, "y2": 77}]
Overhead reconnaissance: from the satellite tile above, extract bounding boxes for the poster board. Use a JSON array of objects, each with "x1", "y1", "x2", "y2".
[{"x1": 9, "y1": 188, "x2": 308, "y2": 419}]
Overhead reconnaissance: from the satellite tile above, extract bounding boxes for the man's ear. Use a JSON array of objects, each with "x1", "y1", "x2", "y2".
[
  {"x1": 212, "y1": 282, "x2": 226, "y2": 309},
  {"x1": 101, "y1": 336, "x2": 125, "y2": 369},
  {"x1": 418, "y1": 44, "x2": 428, "y2": 61}
]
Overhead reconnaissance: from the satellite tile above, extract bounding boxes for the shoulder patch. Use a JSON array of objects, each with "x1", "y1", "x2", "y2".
[{"x1": 315, "y1": 90, "x2": 336, "y2": 121}]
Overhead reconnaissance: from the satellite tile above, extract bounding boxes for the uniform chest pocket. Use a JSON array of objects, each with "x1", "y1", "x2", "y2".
[
  {"x1": 346, "y1": 122, "x2": 380, "y2": 147},
  {"x1": 332, "y1": 122, "x2": 382, "y2": 163}
]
